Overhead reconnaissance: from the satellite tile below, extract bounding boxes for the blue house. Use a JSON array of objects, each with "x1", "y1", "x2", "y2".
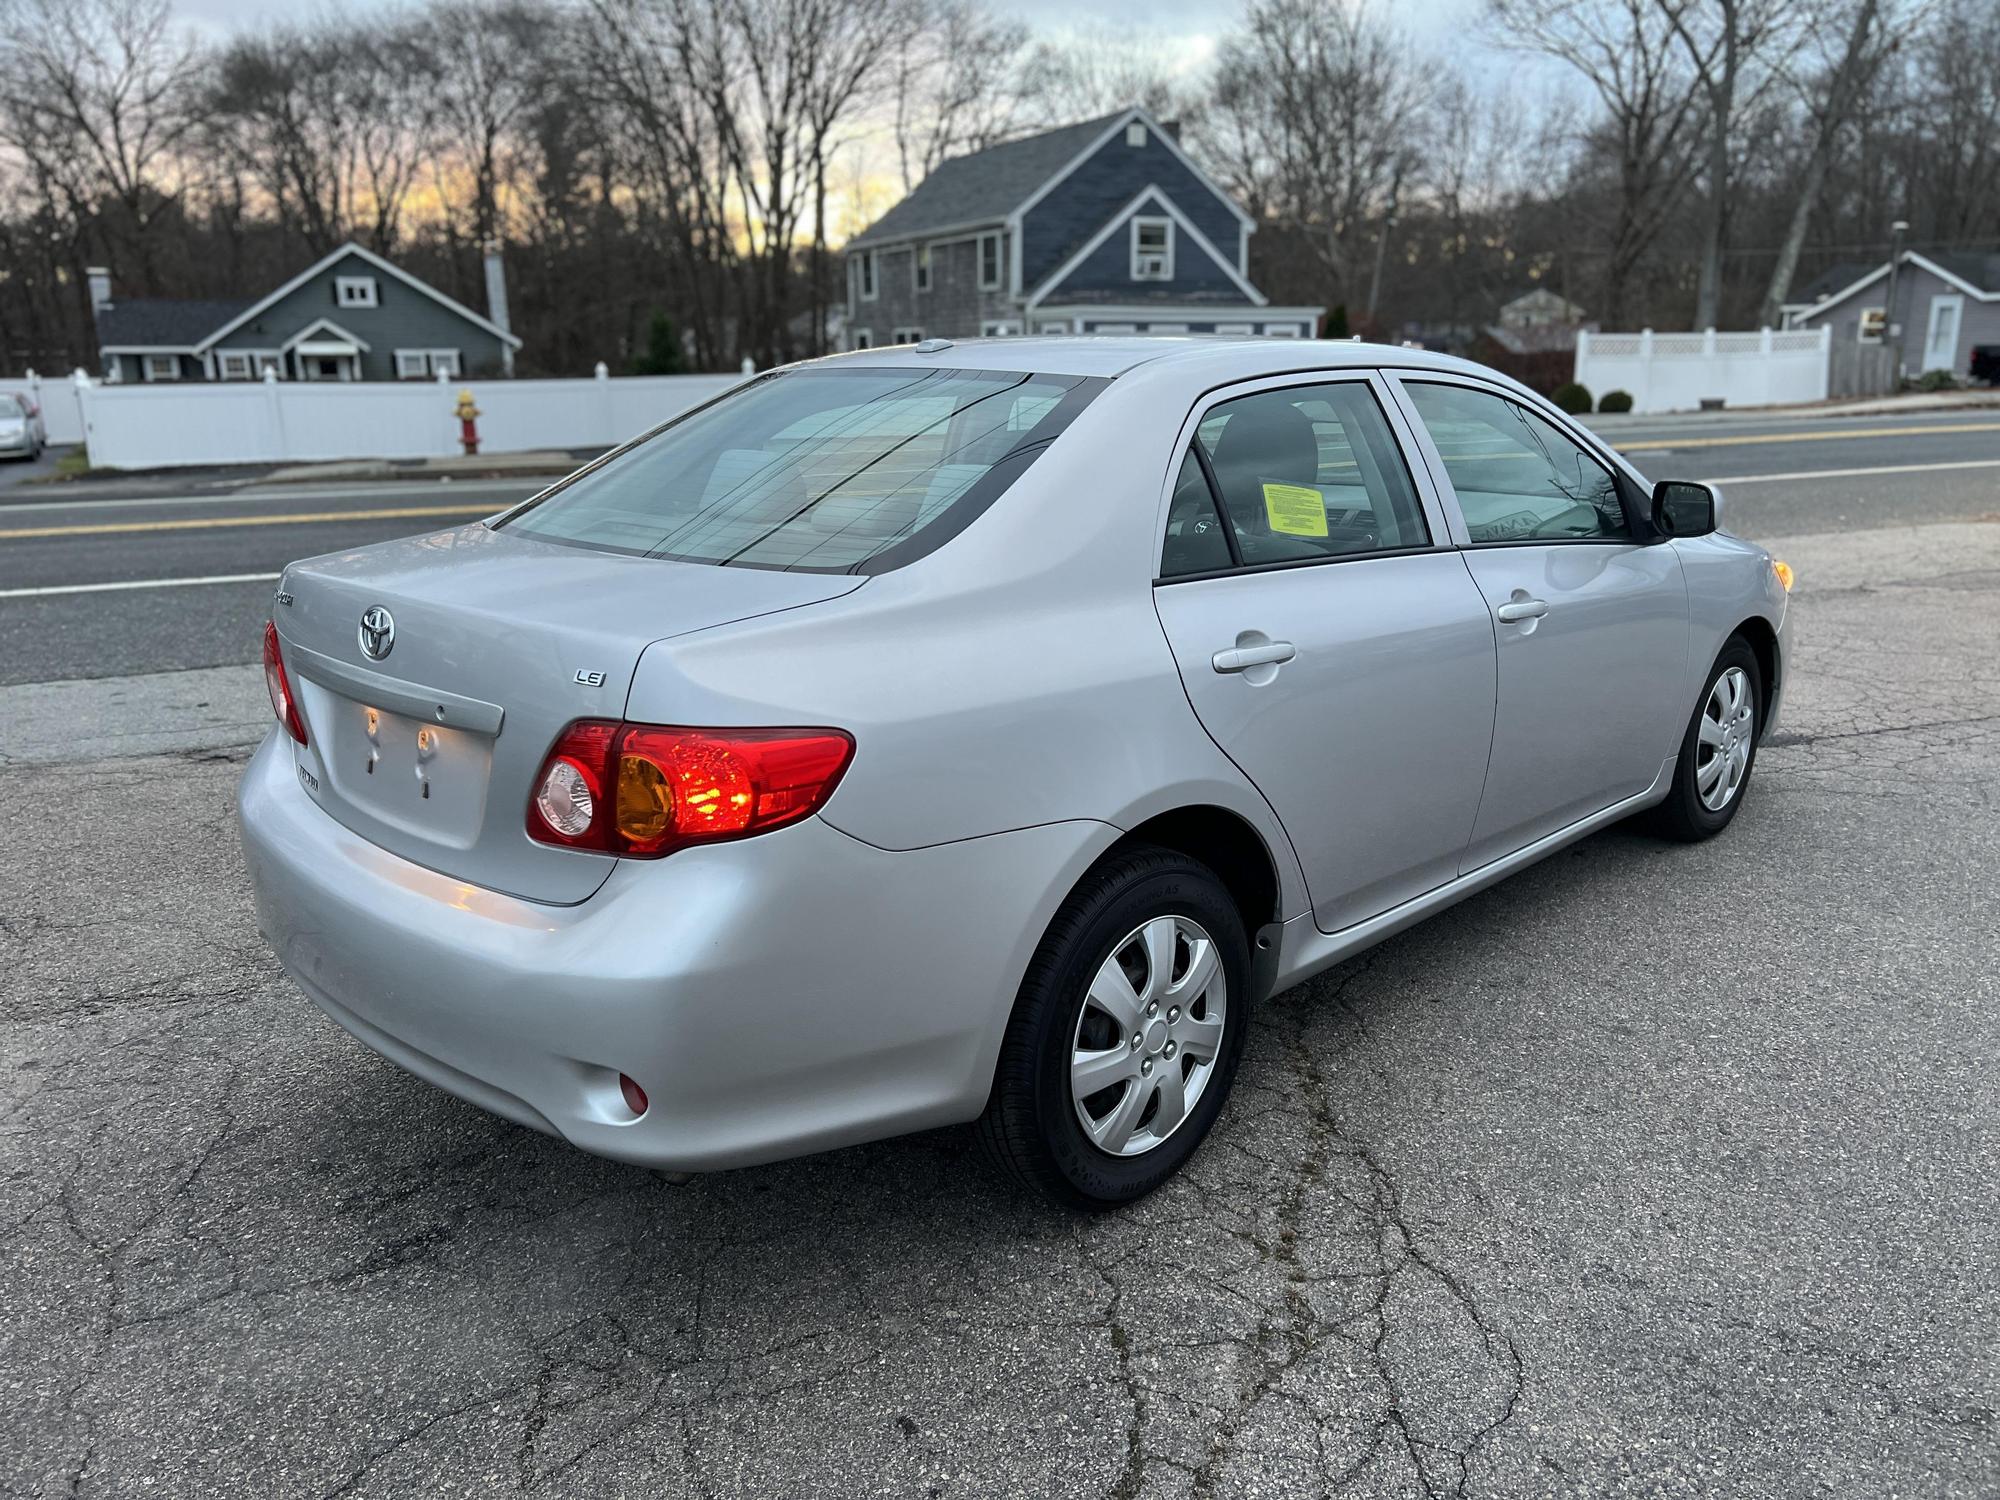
[
  {"x1": 90, "y1": 242, "x2": 521, "y2": 384},
  {"x1": 844, "y1": 107, "x2": 1320, "y2": 347}
]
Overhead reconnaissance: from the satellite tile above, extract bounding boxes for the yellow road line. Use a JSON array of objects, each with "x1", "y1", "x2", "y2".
[
  {"x1": 1615, "y1": 422, "x2": 2000, "y2": 452},
  {"x1": 0, "y1": 503, "x2": 494, "y2": 541}
]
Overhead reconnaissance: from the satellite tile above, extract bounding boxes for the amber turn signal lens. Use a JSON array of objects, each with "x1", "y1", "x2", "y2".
[
  {"x1": 1772, "y1": 559, "x2": 1794, "y2": 592},
  {"x1": 615, "y1": 752, "x2": 675, "y2": 844}
]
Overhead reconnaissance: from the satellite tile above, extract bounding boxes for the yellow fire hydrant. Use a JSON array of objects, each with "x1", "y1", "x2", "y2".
[{"x1": 455, "y1": 388, "x2": 481, "y2": 456}]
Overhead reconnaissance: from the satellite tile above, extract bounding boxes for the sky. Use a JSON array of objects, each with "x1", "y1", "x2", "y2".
[{"x1": 174, "y1": 0, "x2": 1499, "y2": 64}]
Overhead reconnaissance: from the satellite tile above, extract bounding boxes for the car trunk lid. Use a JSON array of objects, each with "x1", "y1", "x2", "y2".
[{"x1": 273, "y1": 522, "x2": 864, "y2": 903}]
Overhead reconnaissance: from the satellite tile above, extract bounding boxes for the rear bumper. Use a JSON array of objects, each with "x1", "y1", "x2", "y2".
[{"x1": 238, "y1": 730, "x2": 1112, "y2": 1171}]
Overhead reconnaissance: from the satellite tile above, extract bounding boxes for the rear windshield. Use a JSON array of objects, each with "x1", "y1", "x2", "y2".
[{"x1": 499, "y1": 365, "x2": 1102, "y2": 573}]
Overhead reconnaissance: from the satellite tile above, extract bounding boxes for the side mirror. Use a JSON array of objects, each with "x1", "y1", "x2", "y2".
[{"x1": 1653, "y1": 479, "x2": 1718, "y2": 538}]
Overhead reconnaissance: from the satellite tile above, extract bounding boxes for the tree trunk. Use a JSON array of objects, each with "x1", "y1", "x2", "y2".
[{"x1": 1760, "y1": 0, "x2": 1882, "y2": 328}]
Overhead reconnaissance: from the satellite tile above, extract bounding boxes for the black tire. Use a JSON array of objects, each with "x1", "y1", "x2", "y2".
[
  {"x1": 976, "y1": 845, "x2": 1251, "y2": 1210},
  {"x1": 1651, "y1": 635, "x2": 1763, "y2": 841}
]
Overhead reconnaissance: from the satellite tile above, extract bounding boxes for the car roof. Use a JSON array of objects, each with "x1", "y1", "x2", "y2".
[{"x1": 810, "y1": 335, "x2": 1509, "y2": 385}]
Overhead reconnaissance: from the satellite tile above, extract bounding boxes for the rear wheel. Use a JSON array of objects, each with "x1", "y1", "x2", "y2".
[
  {"x1": 1652, "y1": 636, "x2": 1762, "y2": 841},
  {"x1": 976, "y1": 846, "x2": 1250, "y2": 1210}
]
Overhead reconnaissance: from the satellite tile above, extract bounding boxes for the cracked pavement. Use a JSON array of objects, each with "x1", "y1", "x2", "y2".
[{"x1": 4, "y1": 522, "x2": 1998, "y2": 1498}]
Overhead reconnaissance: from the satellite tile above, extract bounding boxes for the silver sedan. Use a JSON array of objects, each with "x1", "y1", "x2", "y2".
[{"x1": 239, "y1": 338, "x2": 1792, "y2": 1208}]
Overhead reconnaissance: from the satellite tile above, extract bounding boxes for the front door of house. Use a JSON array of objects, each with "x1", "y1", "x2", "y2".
[{"x1": 1924, "y1": 295, "x2": 1963, "y2": 373}]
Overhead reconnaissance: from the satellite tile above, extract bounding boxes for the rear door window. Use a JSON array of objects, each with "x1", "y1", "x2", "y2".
[
  {"x1": 501, "y1": 367, "x2": 1100, "y2": 573},
  {"x1": 1187, "y1": 382, "x2": 1431, "y2": 567}
]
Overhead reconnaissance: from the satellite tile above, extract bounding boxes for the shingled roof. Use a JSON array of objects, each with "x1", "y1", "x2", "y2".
[
  {"x1": 847, "y1": 112, "x2": 1130, "y2": 248},
  {"x1": 95, "y1": 298, "x2": 250, "y2": 349}
]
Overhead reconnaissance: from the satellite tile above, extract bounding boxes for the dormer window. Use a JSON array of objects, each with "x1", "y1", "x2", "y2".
[
  {"x1": 1131, "y1": 217, "x2": 1173, "y2": 281},
  {"x1": 336, "y1": 275, "x2": 378, "y2": 308}
]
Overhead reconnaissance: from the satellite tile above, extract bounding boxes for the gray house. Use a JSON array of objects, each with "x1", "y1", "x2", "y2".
[
  {"x1": 1781, "y1": 250, "x2": 2000, "y2": 384},
  {"x1": 91, "y1": 242, "x2": 521, "y2": 384},
  {"x1": 844, "y1": 107, "x2": 1320, "y2": 346}
]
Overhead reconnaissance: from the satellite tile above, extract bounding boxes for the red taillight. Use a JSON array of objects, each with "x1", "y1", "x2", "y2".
[
  {"x1": 262, "y1": 621, "x2": 308, "y2": 745},
  {"x1": 526, "y1": 720, "x2": 854, "y2": 858}
]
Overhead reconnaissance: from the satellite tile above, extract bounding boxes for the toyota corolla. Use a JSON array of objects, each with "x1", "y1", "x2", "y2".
[{"x1": 239, "y1": 338, "x2": 1792, "y2": 1208}]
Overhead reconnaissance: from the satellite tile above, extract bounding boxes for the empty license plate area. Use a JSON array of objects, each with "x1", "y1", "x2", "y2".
[{"x1": 316, "y1": 690, "x2": 494, "y2": 847}]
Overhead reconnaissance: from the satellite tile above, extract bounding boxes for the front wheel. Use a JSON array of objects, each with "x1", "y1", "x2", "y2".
[
  {"x1": 1652, "y1": 636, "x2": 1763, "y2": 841},
  {"x1": 976, "y1": 846, "x2": 1251, "y2": 1210}
]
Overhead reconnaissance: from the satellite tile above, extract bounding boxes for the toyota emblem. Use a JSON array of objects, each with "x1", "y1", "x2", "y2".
[{"x1": 358, "y1": 606, "x2": 396, "y2": 661}]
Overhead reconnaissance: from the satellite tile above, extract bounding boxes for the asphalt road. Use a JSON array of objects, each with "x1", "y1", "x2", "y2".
[
  {"x1": 1, "y1": 407, "x2": 1997, "y2": 686},
  {"x1": 2, "y1": 410, "x2": 1997, "y2": 1497}
]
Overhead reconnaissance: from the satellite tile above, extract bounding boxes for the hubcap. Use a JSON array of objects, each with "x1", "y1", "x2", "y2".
[
  {"x1": 1070, "y1": 915, "x2": 1227, "y2": 1158},
  {"x1": 1695, "y1": 665, "x2": 1755, "y2": 812}
]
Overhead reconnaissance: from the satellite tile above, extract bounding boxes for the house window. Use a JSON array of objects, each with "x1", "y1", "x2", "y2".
[
  {"x1": 1125, "y1": 122, "x2": 1147, "y2": 148},
  {"x1": 1131, "y1": 217, "x2": 1173, "y2": 281},
  {"x1": 1148, "y1": 324, "x2": 1189, "y2": 334},
  {"x1": 850, "y1": 329, "x2": 873, "y2": 351},
  {"x1": 978, "y1": 232, "x2": 1003, "y2": 290},
  {"x1": 980, "y1": 320, "x2": 1021, "y2": 337},
  {"x1": 891, "y1": 327, "x2": 924, "y2": 345},
  {"x1": 335, "y1": 276, "x2": 379, "y2": 309},
  {"x1": 217, "y1": 351, "x2": 255, "y2": 380},
  {"x1": 1263, "y1": 324, "x2": 1304, "y2": 338},
  {"x1": 915, "y1": 245, "x2": 932, "y2": 294},
  {"x1": 255, "y1": 353, "x2": 284, "y2": 378},
  {"x1": 857, "y1": 250, "x2": 878, "y2": 302},
  {"x1": 1214, "y1": 323, "x2": 1255, "y2": 335},
  {"x1": 395, "y1": 349, "x2": 461, "y2": 379},
  {"x1": 1036, "y1": 320, "x2": 1070, "y2": 335},
  {"x1": 1090, "y1": 323, "x2": 1137, "y2": 334},
  {"x1": 143, "y1": 354, "x2": 181, "y2": 382},
  {"x1": 1857, "y1": 307, "x2": 1886, "y2": 344}
]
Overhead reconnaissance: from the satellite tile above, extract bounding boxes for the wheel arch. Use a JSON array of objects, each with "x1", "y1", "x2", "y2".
[
  {"x1": 1731, "y1": 614, "x2": 1780, "y2": 723},
  {"x1": 1102, "y1": 804, "x2": 1283, "y2": 937}
]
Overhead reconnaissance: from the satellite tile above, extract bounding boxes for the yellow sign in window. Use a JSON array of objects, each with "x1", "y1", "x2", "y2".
[{"x1": 1261, "y1": 482, "x2": 1329, "y2": 537}]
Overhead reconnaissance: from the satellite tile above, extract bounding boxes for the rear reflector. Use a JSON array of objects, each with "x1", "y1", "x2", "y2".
[
  {"x1": 527, "y1": 720, "x2": 854, "y2": 858},
  {"x1": 619, "y1": 1073, "x2": 649, "y2": 1116},
  {"x1": 262, "y1": 621, "x2": 308, "y2": 745}
]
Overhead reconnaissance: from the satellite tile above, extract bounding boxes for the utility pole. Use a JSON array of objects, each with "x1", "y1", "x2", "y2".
[{"x1": 1884, "y1": 219, "x2": 1909, "y2": 382}]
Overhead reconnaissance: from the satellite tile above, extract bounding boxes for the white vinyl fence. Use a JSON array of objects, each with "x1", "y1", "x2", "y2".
[
  {"x1": 1573, "y1": 326, "x2": 1831, "y2": 414},
  {"x1": 1, "y1": 373, "x2": 86, "y2": 445},
  {"x1": 71, "y1": 368, "x2": 745, "y2": 471}
]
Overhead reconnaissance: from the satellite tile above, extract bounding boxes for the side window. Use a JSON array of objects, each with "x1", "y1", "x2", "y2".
[
  {"x1": 1192, "y1": 381, "x2": 1431, "y2": 565},
  {"x1": 1402, "y1": 382, "x2": 1630, "y2": 542},
  {"x1": 1160, "y1": 450, "x2": 1233, "y2": 577}
]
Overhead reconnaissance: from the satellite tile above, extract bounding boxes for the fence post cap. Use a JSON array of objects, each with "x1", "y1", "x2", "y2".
[{"x1": 595, "y1": 362, "x2": 609, "y2": 380}]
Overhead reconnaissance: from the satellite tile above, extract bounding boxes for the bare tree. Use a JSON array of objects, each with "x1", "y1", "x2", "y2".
[
  {"x1": 1659, "y1": 0, "x2": 1802, "y2": 328},
  {"x1": 1206, "y1": 0, "x2": 1430, "y2": 317},
  {"x1": 0, "y1": 0, "x2": 202, "y2": 290},
  {"x1": 1488, "y1": 0, "x2": 1706, "y2": 325},
  {"x1": 1018, "y1": 25, "x2": 1202, "y2": 127},
  {"x1": 207, "y1": 22, "x2": 439, "y2": 257},
  {"x1": 887, "y1": 0, "x2": 1027, "y2": 193},
  {"x1": 1758, "y1": 0, "x2": 1915, "y2": 325}
]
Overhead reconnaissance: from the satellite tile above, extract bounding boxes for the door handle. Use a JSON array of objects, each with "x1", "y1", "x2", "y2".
[
  {"x1": 1495, "y1": 599, "x2": 1549, "y2": 624},
  {"x1": 1212, "y1": 640, "x2": 1297, "y2": 673}
]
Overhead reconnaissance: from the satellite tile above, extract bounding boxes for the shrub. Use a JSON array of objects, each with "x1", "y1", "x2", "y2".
[
  {"x1": 1913, "y1": 368, "x2": 1960, "y2": 392},
  {"x1": 1325, "y1": 303, "x2": 1350, "y2": 340},
  {"x1": 1597, "y1": 389, "x2": 1634, "y2": 413},
  {"x1": 1551, "y1": 381, "x2": 1592, "y2": 415}
]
